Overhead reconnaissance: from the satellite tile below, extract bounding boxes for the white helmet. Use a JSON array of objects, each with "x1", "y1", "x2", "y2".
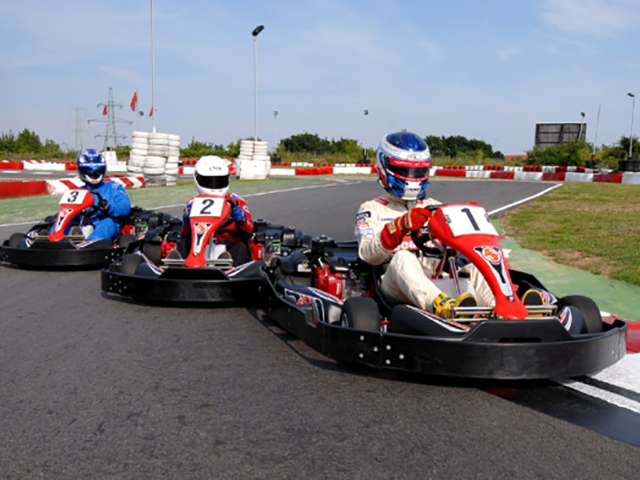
[{"x1": 193, "y1": 156, "x2": 230, "y2": 195}]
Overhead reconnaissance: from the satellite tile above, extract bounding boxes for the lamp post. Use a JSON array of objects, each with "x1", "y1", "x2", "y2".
[
  {"x1": 578, "y1": 112, "x2": 585, "y2": 142},
  {"x1": 273, "y1": 110, "x2": 278, "y2": 154},
  {"x1": 363, "y1": 109, "x2": 369, "y2": 159},
  {"x1": 252, "y1": 25, "x2": 264, "y2": 142},
  {"x1": 628, "y1": 92, "x2": 636, "y2": 159},
  {"x1": 151, "y1": 0, "x2": 156, "y2": 133}
]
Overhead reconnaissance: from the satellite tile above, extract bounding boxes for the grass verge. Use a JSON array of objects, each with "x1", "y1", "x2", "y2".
[{"x1": 500, "y1": 182, "x2": 640, "y2": 287}]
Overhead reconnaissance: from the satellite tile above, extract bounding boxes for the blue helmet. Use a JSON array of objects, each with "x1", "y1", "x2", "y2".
[
  {"x1": 77, "y1": 149, "x2": 106, "y2": 187},
  {"x1": 376, "y1": 132, "x2": 431, "y2": 201}
]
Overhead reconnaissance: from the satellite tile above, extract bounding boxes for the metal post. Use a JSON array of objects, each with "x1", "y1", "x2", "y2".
[
  {"x1": 151, "y1": 0, "x2": 156, "y2": 133},
  {"x1": 363, "y1": 109, "x2": 369, "y2": 159},
  {"x1": 592, "y1": 105, "x2": 601, "y2": 158},
  {"x1": 252, "y1": 26, "x2": 264, "y2": 142},
  {"x1": 273, "y1": 110, "x2": 278, "y2": 153},
  {"x1": 628, "y1": 93, "x2": 636, "y2": 159},
  {"x1": 578, "y1": 112, "x2": 585, "y2": 142}
]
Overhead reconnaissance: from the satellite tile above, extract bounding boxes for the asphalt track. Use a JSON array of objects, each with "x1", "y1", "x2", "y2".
[{"x1": 1, "y1": 179, "x2": 639, "y2": 479}]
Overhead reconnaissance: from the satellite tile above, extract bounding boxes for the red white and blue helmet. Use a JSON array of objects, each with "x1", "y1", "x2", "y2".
[
  {"x1": 77, "y1": 149, "x2": 106, "y2": 187},
  {"x1": 376, "y1": 132, "x2": 431, "y2": 201}
]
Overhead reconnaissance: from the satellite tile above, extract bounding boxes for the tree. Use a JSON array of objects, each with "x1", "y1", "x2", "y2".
[
  {"x1": 330, "y1": 137, "x2": 361, "y2": 155},
  {"x1": 525, "y1": 141, "x2": 592, "y2": 166},
  {"x1": 281, "y1": 133, "x2": 331, "y2": 154},
  {"x1": 424, "y1": 134, "x2": 503, "y2": 159},
  {"x1": 616, "y1": 135, "x2": 640, "y2": 158},
  {"x1": 16, "y1": 128, "x2": 43, "y2": 154}
]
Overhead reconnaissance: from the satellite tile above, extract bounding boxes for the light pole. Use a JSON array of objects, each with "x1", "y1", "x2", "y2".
[
  {"x1": 363, "y1": 109, "x2": 369, "y2": 159},
  {"x1": 578, "y1": 112, "x2": 585, "y2": 142},
  {"x1": 151, "y1": 0, "x2": 156, "y2": 133},
  {"x1": 628, "y1": 92, "x2": 636, "y2": 159},
  {"x1": 252, "y1": 25, "x2": 264, "y2": 142},
  {"x1": 273, "y1": 110, "x2": 278, "y2": 154}
]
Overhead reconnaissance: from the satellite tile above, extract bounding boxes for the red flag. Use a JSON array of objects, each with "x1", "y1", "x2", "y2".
[
  {"x1": 130, "y1": 91, "x2": 138, "y2": 112},
  {"x1": 102, "y1": 105, "x2": 108, "y2": 116},
  {"x1": 149, "y1": 107, "x2": 154, "y2": 117}
]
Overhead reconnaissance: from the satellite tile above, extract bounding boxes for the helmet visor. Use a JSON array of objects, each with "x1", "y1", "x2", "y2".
[
  {"x1": 195, "y1": 172, "x2": 229, "y2": 191},
  {"x1": 79, "y1": 166, "x2": 104, "y2": 180},
  {"x1": 387, "y1": 158, "x2": 431, "y2": 180}
]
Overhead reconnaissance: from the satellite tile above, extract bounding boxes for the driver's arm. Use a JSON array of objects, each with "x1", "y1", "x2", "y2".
[
  {"x1": 356, "y1": 200, "x2": 393, "y2": 266},
  {"x1": 105, "y1": 183, "x2": 131, "y2": 217}
]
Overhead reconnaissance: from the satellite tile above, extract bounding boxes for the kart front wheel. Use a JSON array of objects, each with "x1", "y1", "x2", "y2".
[
  {"x1": 340, "y1": 297, "x2": 380, "y2": 331},
  {"x1": 118, "y1": 234, "x2": 136, "y2": 249},
  {"x1": 559, "y1": 295, "x2": 603, "y2": 334},
  {"x1": 8, "y1": 233, "x2": 25, "y2": 248},
  {"x1": 119, "y1": 254, "x2": 144, "y2": 275}
]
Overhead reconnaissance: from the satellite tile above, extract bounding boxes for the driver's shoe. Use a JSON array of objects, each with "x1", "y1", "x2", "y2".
[
  {"x1": 433, "y1": 292, "x2": 478, "y2": 319},
  {"x1": 521, "y1": 288, "x2": 545, "y2": 317}
]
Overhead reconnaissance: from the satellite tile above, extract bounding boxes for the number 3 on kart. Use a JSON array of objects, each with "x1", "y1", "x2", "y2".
[
  {"x1": 190, "y1": 197, "x2": 225, "y2": 218},
  {"x1": 60, "y1": 189, "x2": 89, "y2": 205}
]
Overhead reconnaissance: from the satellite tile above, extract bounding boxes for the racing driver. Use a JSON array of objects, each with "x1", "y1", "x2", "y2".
[
  {"x1": 355, "y1": 132, "x2": 495, "y2": 318},
  {"x1": 176, "y1": 155, "x2": 253, "y2": 265},
  {"x1": 60, "y1": 149, "x2": 131, "y2": 241}
]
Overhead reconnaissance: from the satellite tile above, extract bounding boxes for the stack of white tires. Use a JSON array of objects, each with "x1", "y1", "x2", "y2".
[
  {"x1": 129, "y1": 132, "x2": 181, "y2": 187},
  {"x1": 128, "y1": 131, "x2": 148, "y2": 176},
  {"x1": 165, "y1": 134, "x2": 181, "y2": 186},
  {"x1": 236, "y1": 140, "x2": 271, "y2": 180}
]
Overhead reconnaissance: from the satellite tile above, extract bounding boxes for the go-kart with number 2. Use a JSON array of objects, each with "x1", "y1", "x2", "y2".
[{"x1": 101, "y1": 194, "x2": 310, "y2": 304}]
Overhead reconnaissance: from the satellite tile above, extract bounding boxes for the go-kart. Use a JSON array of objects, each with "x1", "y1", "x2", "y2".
[
  {"x1": 259, "y1": 203, "x2": 627, "y2": 380},
  {"x1": 0, "y1": 189, "x2": 159, "y2": 269},
  {"x1": 101, "y1": 194, "x2": 311, "y2": 304}
]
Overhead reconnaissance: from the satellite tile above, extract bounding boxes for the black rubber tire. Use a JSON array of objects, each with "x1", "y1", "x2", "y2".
[
  {"x1": 8, "y1": 233, "x2": 25, "y2": 247},
  {"x1": 560, "y1": 295, "x2": 603, "y2": 333},
  {"x1": 119, "y1": 254, "x2": 143, "y2": 275},
  {"x1": 148, "y1": 213, "x2": 163, "y2": 230},
  {"x1": 143, "y1": 242, "x2": 162, "y2": 266},
  {"x1": 118, "y1": 234, "x2": 136, "y2": 249},
  {"x1": 340, "y1": 297, "x2": 380, "y2": 331}
]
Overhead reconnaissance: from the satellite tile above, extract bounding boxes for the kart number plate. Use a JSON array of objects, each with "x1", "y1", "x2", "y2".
[
  {"x1": 441, "y1": 205, "x2": 498, "y2": 237},
  {"x1": 190, "y1": 197, "x2": 224, "y2": 218},
  {"x1": 59, "y1": 189, "x2": 89, "y2": 205}
]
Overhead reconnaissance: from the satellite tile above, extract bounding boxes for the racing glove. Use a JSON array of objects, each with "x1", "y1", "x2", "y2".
[
  {"x1": 380, "y1": 207, "x2": 430, "y2": 250},
  {"x1": 230, "y1": 205, "x2": 246, "y2": 223},
  {"x1": 97, "y1": 197, "x2": 110, "y2": 214}
]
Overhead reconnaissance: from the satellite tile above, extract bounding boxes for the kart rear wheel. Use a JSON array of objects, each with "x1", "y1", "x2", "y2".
[
  {"x1": 340, "y1": 297, "x2": 380, "y2": 331},
  {"x1": 559, "y1": 295, "x2": 603, "y2": 334},
  {"x1": 119, "y1": 254, "x2": 143, "y2": 275},
  {"x1": 143, "y1": 242, "x2": 162, "y2": 266},
  {"x1": 118, "y1": 234, "x2": 136, "y2": 249},
  {"x1": 8, "y1": 233, "x2": 25, "y2": 247}
]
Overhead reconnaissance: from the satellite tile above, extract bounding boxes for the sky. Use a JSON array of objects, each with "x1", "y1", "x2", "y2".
[{"x1": 1, "y1": 0, "x2": 639, "y2": 155}]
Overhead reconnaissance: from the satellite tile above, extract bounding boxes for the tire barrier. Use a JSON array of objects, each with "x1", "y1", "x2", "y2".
[{"x1": 129, "y1": 131, "x2": 180, "y2": 187}]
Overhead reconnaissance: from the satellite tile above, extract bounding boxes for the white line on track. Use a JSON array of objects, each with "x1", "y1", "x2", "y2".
[
  {"x1": 487, "y1": 183, "x2": 563, "y2": 217},
  {"x1": 149, "y1": 181, "x2": 361, "y2": 210},
  {"x1": 0, "y1": 181, "x2": 361, "y2": 228}
]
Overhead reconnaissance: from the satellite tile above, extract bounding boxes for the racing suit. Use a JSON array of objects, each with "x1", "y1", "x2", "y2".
[
  {"x1": 180, "y1": 192, "x2": 253, "y2": 265},
  {"x1": 52, "y1": 181, "x2": 131, "y2": 241},
  {"x1": 356, "y1": 192, "x2": 494, "y2": 313}
]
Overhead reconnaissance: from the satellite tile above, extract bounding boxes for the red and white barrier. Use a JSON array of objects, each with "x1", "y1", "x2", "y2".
[{"x1": 44, "y1": 176, "x2": 145, "y2": 195}]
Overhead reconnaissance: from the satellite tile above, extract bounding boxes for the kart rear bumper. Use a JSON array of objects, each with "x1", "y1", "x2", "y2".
[{"x1": 1, "y1": 242, "x2": 123, "y2": 269}]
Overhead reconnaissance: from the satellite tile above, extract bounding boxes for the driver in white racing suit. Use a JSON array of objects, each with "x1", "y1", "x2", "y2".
[{"x1": 356, "y1": 132, "x2": 497, "y2": 318}]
